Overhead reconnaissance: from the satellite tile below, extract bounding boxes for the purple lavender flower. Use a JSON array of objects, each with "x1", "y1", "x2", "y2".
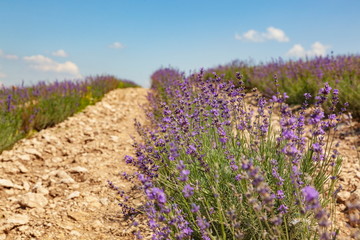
[
  {"x1": 278, "y1": 204, "x2": 289, "y2": 214},
  {"x1": 301, "y1": 186, "x2": 332, "y2": 236},
  {"x1": 230, "y1": 163, "x2": 239, "y2": 171},
  {"x1": 319, "y1": 83, "x2": 332, "y2": 95},
  {"x1": 210, "y1": 108, "x2": 220, "y2": 117},
  {"x1": 272, "y1": 167, "x2": 284, "y2": 186},
  {"x1": 124, "y1": 155, "x2": 134, "y2": 164},
  {"x1": 6, "y1": 94, "x2": 13, "y2": 112},
  {"x1": 312, "y1": 143, "x2": 322, "y2": 153},
  {"x1": 282, "y1": 129, "x2": 297, "y2": 140},
  {"x1": 163, "y1": 117, "x2": 172, "y2": 123},
  {"x1": 148, "y1": 218, "x2": 158, "y2": 229},
  {"x1": 304, "y1": 93, "x2": 312, "y2": 99},
  {"x1": 270, "y1": 95, "x2": 278, "y2": 103},
  {"x1": 302, "y1": 186, "x2": 319, "y2": 203},
  {"x1": 178, "y1": 169, "x2": 190, "y2": 182},
  {"x1": 134, "y1": 231, "x2": 143, "y2": 239},
  {"x1": 146, "y1": 187, "x2": 167, "y2": 204},
  {"x1": 182, "y1": 184, "x2": 194, "y2": 198},
  {"x1": 191, "y1": 203, "x2": 200, "y2": 213},
  {"x1": 219, "y1": 137, "x2": 228, "y2": 144},
  {"x1": 176, "y1": 160, "x2": 185, "y2": 170},
  {"x1": 309, "y1": 109, "x2": 325, "y2": 125},
  {"x1": 276, "y1": 190, "x2": 285, "y2": 199},
  {"x1": 196, "y1": 216, "x2": 210, "y2": 239},
  {"x1": 186, "y1": 145, "x2": 197, "y2": 155},
  {"x1": 235, "y1": 174, "x2": 242, "y2": 181}
]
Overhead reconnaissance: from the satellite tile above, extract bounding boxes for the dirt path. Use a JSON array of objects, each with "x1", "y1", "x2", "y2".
[
  {"x1": 335, "y1": 120, "x2": 360, "y2": 239},
  {"x1": 0, "y1": 88, "x2": 148, "y2": 240}
]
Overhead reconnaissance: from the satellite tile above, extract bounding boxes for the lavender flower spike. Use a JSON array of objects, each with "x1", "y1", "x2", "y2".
[
  {"x1": 182, "y1": 184, "x2": 194, "y2": 198},
  {"x1": 302, "y1": 186, "x2": 319, "y2": 202}
]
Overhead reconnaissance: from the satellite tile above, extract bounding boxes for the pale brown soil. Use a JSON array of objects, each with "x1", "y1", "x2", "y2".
[
  {"x1": 334, "y1": 120, "x2": 360, "y2": 239},
  {"x1": 0, "y1": 88, "x2": 359, "y2": 239},
  {"x1": 0, "y1": 88, "x2": 149, "y2": 240}
]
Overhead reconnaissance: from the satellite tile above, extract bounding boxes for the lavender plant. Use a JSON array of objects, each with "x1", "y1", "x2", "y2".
[{"x1": 123, "y1": 68, "x2": 343, "y2": 239}]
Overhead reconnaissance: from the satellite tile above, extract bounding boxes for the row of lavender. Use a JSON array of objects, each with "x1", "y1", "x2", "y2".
[
  {"x1": 205, "y1": 54, "x2": 360, "y2": 118},
  {"x1": 123, "y1": 68, "x2": 345, "y2": 239},
  {"x1": 0, "y1": 76, "x2": 138, "y2": 153}
]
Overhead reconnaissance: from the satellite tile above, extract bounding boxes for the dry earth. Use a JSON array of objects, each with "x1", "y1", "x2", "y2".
[
  {"x1": 0, "y1": 87, "x2": 359, "y2": 239},
  {"x1": 0, "y1": 88, "x2": 149, "y2": 240},
  {"x1": 335, "y1": 120, "x2": 360, "y2": 239}
]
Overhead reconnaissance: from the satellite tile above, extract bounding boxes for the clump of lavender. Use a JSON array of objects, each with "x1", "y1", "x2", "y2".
[{"x1": 123, "y1": 68, "x2": 343, "y2": 239}]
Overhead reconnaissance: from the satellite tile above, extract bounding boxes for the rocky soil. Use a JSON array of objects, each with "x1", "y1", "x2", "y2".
[
  {"x1": 0, "y1": 87, "x2": 359, "y2": 239},
  {"x1": 0, "y1": 88, "x2": 149, "y2": 240},
  {"x1": 334, "y1": 119, "x2": 360, "y2": 239}
]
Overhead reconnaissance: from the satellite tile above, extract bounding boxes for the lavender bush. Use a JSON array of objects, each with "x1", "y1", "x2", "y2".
[
  {"x1": 0, "y1": 75, "x2": 138, "y2": 152},
  {"x1": 122, "y1": 68, "x2": 344, "y2": 239},
  {"x1": 205, "y1": 54, "x2": 360, "y2": 118}
]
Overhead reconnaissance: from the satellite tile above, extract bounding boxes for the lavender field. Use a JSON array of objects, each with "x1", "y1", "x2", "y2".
[
  {"x1": 120, "y1": 57, "x2": 359, "y2": 239},
  {"x1": 0, "y1": 56, "x2": 359, "y2": 239},
  {"x1": 1, "y1": 1, "x2": 360, "y2": 239},
  {"x1": 204, "y1": 55, "x2": 360, "y2": 118}
]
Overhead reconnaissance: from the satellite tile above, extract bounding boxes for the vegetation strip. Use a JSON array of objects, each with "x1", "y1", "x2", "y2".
[
  {"x1": 204, "y1": 55, "x2": 360, "y2": 119},
  {"x1": 121, "y1": 68, "x2": 347, "y2": 239},
  {"x1": 0, "y1": 76, "x2": 138, "y2": 153}
]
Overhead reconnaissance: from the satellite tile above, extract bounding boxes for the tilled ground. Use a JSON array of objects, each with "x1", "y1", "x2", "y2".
[
  {"x1": 0, "y1": 88, "x2": 359, "y2": 239},
  {"x1": 0, "y1": 88, "x2": 149, "y2": 240}
]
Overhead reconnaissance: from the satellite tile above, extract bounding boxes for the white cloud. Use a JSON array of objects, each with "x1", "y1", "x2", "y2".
[
  {"x1": 52, "y1": 49, "x2": 68, "y2": 57},
  {"x1": 311, "y1": 42, "x2": 329, "y2": 56},
  {"x1": 23, "y1": 55, "x2": 80, "y2": 77},
  {"x1": 287, "y1": 42, "x2": 330, "y2": 58},
  {"x1": 109, "y1": 42, "x2": 124, "y2": 49},
  {"x1": 265, "y1": 27, "x2": 290, "y2": 42},
  {"x1": 4, "y1": 54, "x2": 19, "y2": 60},
  {"x1": 0, "y1": 49, "x2": 18, "y2": 60},
  {"x1": 235, "y1": 26, "x2": 289, "y2": 42},
  {"x1": 287, "y1": 44, "x2": 306, "y2": 57},
  {"x1": 236, "y1": 30, "x2": 263, "y2": 42}
]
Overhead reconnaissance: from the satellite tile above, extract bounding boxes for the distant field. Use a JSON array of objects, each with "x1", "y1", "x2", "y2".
[
  {"x1": 0, "y1": 76, "x2": 138, "y2": 153},
  {"x1": 204, "y1": 55, "x2": 360, "y2": 119}
]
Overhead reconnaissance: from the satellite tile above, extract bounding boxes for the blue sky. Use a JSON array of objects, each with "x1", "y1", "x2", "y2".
[{"x1": 0, "y1": 0, "x2": 359, "y2": 87}]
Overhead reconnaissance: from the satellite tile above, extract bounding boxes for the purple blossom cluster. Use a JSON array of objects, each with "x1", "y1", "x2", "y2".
[
  {"x1": 122, "y1": 68, "x2": 343, "y2": 239},
  {"x1": 302, "y1": 186, "x2": 333, "y2": 239}
]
